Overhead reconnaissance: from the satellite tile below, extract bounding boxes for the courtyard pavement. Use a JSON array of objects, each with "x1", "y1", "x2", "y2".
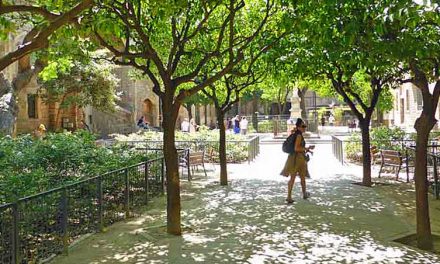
[{"x1": 52, "y1": 143, "x2": 440, "y2": 264}]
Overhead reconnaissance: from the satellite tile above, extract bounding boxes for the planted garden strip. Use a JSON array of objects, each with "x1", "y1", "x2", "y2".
[
  {"x1": 0, "y1": 157, "x2": 165, "y2": 263},
  {"x1": 112, "y1": 135, "x2": 260, "y2": 164}
]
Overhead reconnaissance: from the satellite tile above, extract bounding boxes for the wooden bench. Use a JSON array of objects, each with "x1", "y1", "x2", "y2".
[
  {"x1": 378, "y1": 150, "x2": 403, "y2": 180},
  {"x1": 180, "y1": 150, "x2": 207, "y2": 180}
]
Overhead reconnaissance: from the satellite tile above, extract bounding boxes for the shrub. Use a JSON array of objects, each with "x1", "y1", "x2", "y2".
[
  {"x1": 258, "y1": 120, "x2": 273, "y2": 133},
  {"x1": 370, "y1": 126, "x2": 406, "y2": 151},
  {"x1": 112, "y1": 129, "x2": 251, "y2": 163},
  {"x1": 344, "y1": 126, "x2": 407, "y2": 162},
  {"x1": 345, "y1": 133, "x2": 362, "y2": 161},
  {"x1": 0, "y1": 131, "x2": 147, "y2": 203}
]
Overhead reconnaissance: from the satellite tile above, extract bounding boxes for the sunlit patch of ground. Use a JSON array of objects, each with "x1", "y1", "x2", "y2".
[{"x1": 52, "y1": 144, "x2": 440, "y2": 263}]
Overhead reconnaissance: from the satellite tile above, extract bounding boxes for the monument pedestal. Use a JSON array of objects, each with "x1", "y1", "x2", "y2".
[{"x1": 288, "y1": 88, "x2": 302, "y2": 134}]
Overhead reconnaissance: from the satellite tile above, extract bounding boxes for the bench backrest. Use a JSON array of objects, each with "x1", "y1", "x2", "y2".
[
  {"x1": 189, "y1": 151, "x2": 204, "y2": 164},
  {"x1": 380, "y1": 150, "x2": 402, "y2": 164}
]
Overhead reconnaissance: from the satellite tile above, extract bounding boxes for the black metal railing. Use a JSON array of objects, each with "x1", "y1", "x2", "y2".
[
  {"x1": 0, "y1": 157, "x2": 165, "y2": 264},
  {"x1": 331, "y1": 136, "x2": 420, "y2": 165},
  {"x1": 428, "y1": 152, "x2": 440, "y2": 199},
  {"x1": 331, "y1": 136, "x2": 345, "y2": 164},
  {"x1": 112, "y1": 136, "x2": 260, "y2": 163},
  {"x1": 331, "y1": 137, "x2": 440, "y2": 199},
  {"x1": 247, "y1": 136, "x2": 260, "y2": 163},
  {"x1": 405, "y1": 146, "x2": 440, "y2": 199}
]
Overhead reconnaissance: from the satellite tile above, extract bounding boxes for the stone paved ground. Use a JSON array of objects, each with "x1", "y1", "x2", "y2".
[{"x1": 52, "y1": 143, "x2": 440, "y2": 264}]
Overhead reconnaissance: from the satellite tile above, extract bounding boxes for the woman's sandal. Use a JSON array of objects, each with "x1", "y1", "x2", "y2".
[{"x1": 285, "y1": 198, "x2": 294, "y2": 204}]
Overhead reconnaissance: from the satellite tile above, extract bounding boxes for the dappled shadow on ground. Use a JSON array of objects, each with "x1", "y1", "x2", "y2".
[{"x1": 54, "y1": 172, "x2": 440, "y2": 264}]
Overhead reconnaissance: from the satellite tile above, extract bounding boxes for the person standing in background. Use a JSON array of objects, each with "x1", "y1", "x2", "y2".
[
  {"x1": 329, "y1": 115, "x2": 335, "y2": 126},
  {"x1": 181, "y1": 118, "x2": 190, "y2": 132},
  {"x1": 240, "y1": 116, "x2": 248, "y2": 135},
  {"x1": 233, "y1": 115, "x2": 240, "y2": 134},
  {"x1": 189, "y1": 118, "x2": 197, "y2": 133}
]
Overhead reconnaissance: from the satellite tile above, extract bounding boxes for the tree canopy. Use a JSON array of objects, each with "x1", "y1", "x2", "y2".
[{"x1": 39, "y1": 55, "x2": 118, "y2": 112}]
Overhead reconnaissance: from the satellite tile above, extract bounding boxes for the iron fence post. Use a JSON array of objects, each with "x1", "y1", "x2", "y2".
[
  {"x1": 341, "y1": 139, "x2": 344, "y2": 165},
  {"x1": 248, "y1": 140, "x2": 251, "y2": 164},
  {"x1": 434, "y1": 156, "x2": 439, "y2": 200},
  {"x1": 405, "y1": 149, "x2": 410, "y2": 183},
  {"x1": 258, "y1": 136, "x2": 260, "y2": 155},
  {"x1": 61, "y1": 187, "x2": 69, "y2": 255},
  {"x1": 161, "y1": 157, "x2": 165, "y2": 194},
  {"x1": 124, "y1": 168, "x2": 130, "y2": 218},
  {"x1": 186, "y1": 149, "x2": 191, "y2": 181},
  {"x1": 96, "y1": 176, "x2": 104, "y2": 232},
  {"x1": 253, "y1": 137, "x2": 255, "y2": 159},
  {"x1": 332, "y1": 136, "x2": 335, "y2": 157},
  {"x1": 336, "y1": 138, "x2": 341, "y2": 164},
  {"x1": 144, "y1": 162, "x2": 149, "y2": 204},
  {"x1": 254, "y1": 137, "x2": 257, "y2": 157},
  {"x1": 12, "y1": 203, "x2": 20, "y2": 264},
  {"x1": 337, "y1": 138, "x2": 341, "y2": 163}
]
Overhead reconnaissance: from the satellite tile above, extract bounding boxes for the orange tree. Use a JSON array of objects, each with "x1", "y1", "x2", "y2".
[
  {"x1": 279, "y1": 0, "x2": 403, "y2": 187},
  {"x1": 87, "y1": 0, "x2": 278, "y2": 235},
  {"x1": 388, "y1": 1, "x2": 440, "y2": 250}
]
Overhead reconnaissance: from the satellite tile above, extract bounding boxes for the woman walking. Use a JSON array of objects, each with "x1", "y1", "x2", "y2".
[{"x1": 280, "y1": 118, "x2": 314, "y2": 203}]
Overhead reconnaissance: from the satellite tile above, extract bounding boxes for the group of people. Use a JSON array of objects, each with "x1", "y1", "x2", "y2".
[
  {"x1": 181, "y1": 118, "x2": 198, "y2": 133},
  {"x1": 281, "y1": 118, "x2": 314, "y2": 203},
  {"x1": 226, "y1": 115, "x2": 248, "y2": 135}
]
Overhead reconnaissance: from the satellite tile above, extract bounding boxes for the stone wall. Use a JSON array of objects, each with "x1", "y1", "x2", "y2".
[
  {"x1": 15, "y1": 76, "x2": 51, "y2": 133},
  {"x1": 388, "y1": 83, "x2": 424, "y2": 131}
]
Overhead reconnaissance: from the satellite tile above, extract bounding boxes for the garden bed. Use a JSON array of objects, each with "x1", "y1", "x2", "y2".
[
  {"x1": 394, "y1": 234, "x2": 440, "y2": 254},
  {"x1": 111, "y1": 129, "x2": 254, "y2": 163},
  {"x1": 0, "y1": 131, "x2": 149, "y2": 204}
]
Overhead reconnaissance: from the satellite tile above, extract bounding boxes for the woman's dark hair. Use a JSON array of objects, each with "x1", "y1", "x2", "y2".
[{"x1": 295, "y1": 118, "x2": 304, "y2": 127}]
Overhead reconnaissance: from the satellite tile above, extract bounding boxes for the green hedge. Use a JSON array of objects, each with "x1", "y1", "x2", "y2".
[
  {"x1": 0, "y1": 131, "x2": 147, "y2": 203},
  {"x1": 345, "y1": 126, "x2": 407, "y2": 162},
  {"x1": 113, "y1": 128, "x2": 251, "y2": 163}
]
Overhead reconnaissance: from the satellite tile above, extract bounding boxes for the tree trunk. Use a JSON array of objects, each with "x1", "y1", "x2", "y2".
[
  {"x1": 217, "y1": 110, "x2": 228, "y2": 186},
  {"x1": 360, "y1": 119, "x2": 372, "y2": 187},
  {"x1": 184, "y1": 103, "x2": 193, "y2": 120},
  {"x1": 414, "y1": 113, "x2": 434, "y2": 250},
  {"x1": 234, "y1": 103, "x2": 239, "y2": 116},
  {"x1": 277, "y1": 101, "x2": 282, "y2": 115},
  {"x1": 162, "y1": 101, "x2": 181, "y2": 235},
  {"x1": 195, "y1": 104, "x2": 201, "y2": 125},
  {"x1": 376, "y1": 109, "x2": 384, "y2": 126}
]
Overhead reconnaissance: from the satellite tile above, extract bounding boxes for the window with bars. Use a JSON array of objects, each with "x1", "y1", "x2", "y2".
[
  {"x1": 414, "y1": 88, "x2": 423, "y2": 110},
  {"x1": 27, "y1": 94, "x2": 38, "y2": 118}
]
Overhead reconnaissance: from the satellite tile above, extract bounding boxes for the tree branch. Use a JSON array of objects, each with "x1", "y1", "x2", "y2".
[
  {"x1": 0, "y1": 0, "x2": 93, "y2": 72},
  {"x1": 0, "y1": 5, "x2": 59, "y2": 20}
]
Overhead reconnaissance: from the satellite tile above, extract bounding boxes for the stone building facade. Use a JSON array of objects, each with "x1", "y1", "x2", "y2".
[
  {"x1": 1, "y1": 35, "x2": 215, "y2": 136},
  {"x1": 2, "y1": 34, "x2": 220, "y2": 136},
  {"x1": 387, "y1": 82, "x2": 440, "y2": 132}
]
